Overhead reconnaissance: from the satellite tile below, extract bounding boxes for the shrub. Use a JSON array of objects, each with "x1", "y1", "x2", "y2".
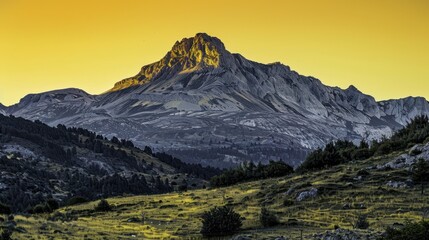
[
  {"x1": 46, "y1": 199, "x2": 59, "y2": 211},
  {"x1": 381, "y1": 220, "x2": 429, "y2": 240},
  {"x1": 48, "y1": 211, "x2": 78, "y2": 222},
  {"x1": 260, "y1": 208, "x2": 280, "y2": 227},
  {"x1": 66, "y1": 196, "x2": 89, "y2": 206},
  {"x1": 283, "y1": 199, "x2": 294, "y2": 207},
  {"x1": 356, "y1": 169, "x2": 370, "y2": 176},
  {"x1": 94, "y1": 199, "x2": 111, "y2": 212},
  {"x1": 0, "y1": 229, "x2": 12, "y2": 240},
  {"x1": 410, "y1": 148, "x2": 423, "y2": 156},
  {"x1": 200, "y1": 206, "x2": 242, "y2": 237},
  {"x1": 30, "y1": 199, "x2": 59, "y2": 214},
  {"x1": 0, "y1": 203, "x2": 11, "y2": 215},
  {"x1": 354, "y1": 215, "x2": 369, "y2": 229},
  {"x1": 178, "y1": 185, "x2": 188, "y2": 192},
  {"x1": 31, "y1": 204, "x2": 51, "y2": 214},
  {"x1": 352, "y1": 148, "x2": 372, "y2": 160}
]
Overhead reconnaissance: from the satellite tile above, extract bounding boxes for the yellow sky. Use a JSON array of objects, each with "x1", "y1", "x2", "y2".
[{"x1": 0, "y1": 0, "x2": 428, "y2": 106}]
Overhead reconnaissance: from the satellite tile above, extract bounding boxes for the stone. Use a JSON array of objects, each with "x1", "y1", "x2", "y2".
[
  {"x1": 296, "y1": 188, "x2": 318, "y2": 202},
  {"x1": 386, "y1": 180, "x2": 408, "y2": 188},
  {"x1": 231, "y1": 235, "x2": 252, "y2": 240}
]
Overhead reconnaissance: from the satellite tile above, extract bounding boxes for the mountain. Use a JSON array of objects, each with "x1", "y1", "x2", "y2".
[
  {"x1": 4, "y1": 33, "x2": 429, "y2": 168},
  {"x1": 0, "y1": 114, "x2": 219, "y2": 212}
]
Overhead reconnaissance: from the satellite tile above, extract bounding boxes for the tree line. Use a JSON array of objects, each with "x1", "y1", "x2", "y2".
[
  {"x1": 210, "y1": 160, "x2": 294, "y2": 187},
  {"x1": 298, "y1": 115, "x2": 429, "y2": 172}
]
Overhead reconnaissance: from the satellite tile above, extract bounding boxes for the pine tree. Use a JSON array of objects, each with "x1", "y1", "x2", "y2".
[{"x1": 413, "y1": 158, "x2": 429, "y2": 195}]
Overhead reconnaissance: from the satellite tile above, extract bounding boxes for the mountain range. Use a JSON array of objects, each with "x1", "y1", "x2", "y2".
[{"x1": 2, "y1": 33, "x2": 429, "y2": 167}]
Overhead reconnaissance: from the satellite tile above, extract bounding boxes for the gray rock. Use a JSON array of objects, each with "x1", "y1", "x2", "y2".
[
  {"x1": 297, "y1": 188, "x2": 318, "y2": 201},
  {"x1": 386, "y1": 180, "x2": 408, "y2": 188},
  {"x1": 231, "y1": 235, "x2": 252, "y2": 240},
  {"x1": 313, "y1": 228, "x2": 380, "y2": 240},
  {"x1": 274, "y1": 237, "x2": 288, "y2": 240},
  {"x1": 378, "y1": 143, "x2": 429, "y2": 170},
  {"x1": 285, "y1": 187, "x2": 295, "y2": 196}
]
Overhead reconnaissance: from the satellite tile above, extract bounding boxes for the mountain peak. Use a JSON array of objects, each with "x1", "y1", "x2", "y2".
[
  {"x1": 173, "y1": 33, "x2": 226, "y2": 52},
  {"x1": 166, "y1": 32, "x2": 228, "y2": 70},
  {"x1": 345, "y1": 85, "x2": 364, "y2": 95},
  {"x1": 109, "y1": 33, "x2": 234, "y2": 92}
]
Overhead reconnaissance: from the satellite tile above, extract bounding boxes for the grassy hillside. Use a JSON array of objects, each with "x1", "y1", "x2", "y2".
[
  {"x1": 6, "y1": 147, "x2": 428, "y2": 239},
  {"x1": 2, "y1": 115, "x2": 429, "y2": 239}
]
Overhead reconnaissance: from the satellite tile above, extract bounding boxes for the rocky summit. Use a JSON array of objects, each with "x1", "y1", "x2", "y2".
[{"x1": 2, "y1": 33, "x2": 429, "y2": 167}]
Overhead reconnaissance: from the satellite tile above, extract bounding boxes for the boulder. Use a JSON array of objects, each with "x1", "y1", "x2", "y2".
[
  {"x1": 386, "y1": 180, "x2": 408, "y2": 188},
  {"x1": 296, "y1": 188, "x2": 318, "y2": 202}
]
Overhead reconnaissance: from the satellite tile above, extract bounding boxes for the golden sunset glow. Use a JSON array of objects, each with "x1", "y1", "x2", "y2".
[{"x1": 0, "y1": 0, "x2": 428, "y2": 106}]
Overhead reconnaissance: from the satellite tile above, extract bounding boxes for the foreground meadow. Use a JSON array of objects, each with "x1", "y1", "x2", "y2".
[{"x1": 8, "y1": 151, "x2": 427, "y2": 239}]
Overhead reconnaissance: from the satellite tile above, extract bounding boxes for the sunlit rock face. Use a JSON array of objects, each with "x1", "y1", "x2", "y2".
[
  {"x1": 110, "y1": 33, "x2": 231, "y2": 92},
  {"x1": 5, "y1": 33, "x2": 429, "y2": 168}
]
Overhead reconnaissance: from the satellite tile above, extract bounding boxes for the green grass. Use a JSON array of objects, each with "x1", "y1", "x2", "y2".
[{"x1": 8, "y1": 150, "x2": 428, "y2": 239}]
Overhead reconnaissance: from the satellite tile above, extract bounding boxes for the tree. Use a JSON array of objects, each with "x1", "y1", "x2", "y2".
[
  {"x1": 0, "y1": 229, "x2": 12, "y2": 240},
  {"x1": 66, "y1": 196, "x2": 88, "y2": 206},
  {"x1": 382, "y1": 220, "x2": 429, "y2": 240},
  {"x1": 354, "y1": 215, "x2": 369, "y2": 229},
  {"x1": 143, "y1": 146, "x2": 153, "y2": 155},
  {"x1": 413, "y1": 158, "x2": 429, "y2": 195},
  {"x1": 0, "y1": 203, "x2": 11, "y2": 215},
  {"x1": 94, "y1": 199, "x2": 111, "y2": 212},
  {"x1": 111, "y1": 137, "x2": 120, "y2": 145},
  {"x1": 200, "y1": 206, "x2": 242, "y2": 237},
  {"x1": 260, "y1": 208, "x2": 280, "y2": 227},
  {"x1": 46, "y1": 199, "x2": 59, "y2": 211},
  {"x1": 210, "y1": 161, "x2": 293, "y2": 187}
]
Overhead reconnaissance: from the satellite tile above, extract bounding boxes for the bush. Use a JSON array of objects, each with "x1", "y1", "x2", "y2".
[
  {"x1": 31, "y1": 204, "x2": 50, "y2": 214},
  {"x1": 381, "y1": 220, "x2": 429, "y2": 240},
  {"x1": 0, "y1": 229, "x2": 12, "y2": 240},
  {"x1": 283, "y1": 199, "x2": 294, "y2": 207},
  {"x1": 46, "y1": 199, "x2": 59, "y2": 211},
  {"x1": 200, "y1": 206, "x2": 242, "y2": 237},
  {"x1": 30, "y1": 199, "x2": 59, "y2": 214},
  {"x1": 356, "y1": 169, "x2": 370, "y2": 176},
  {"x1": 354, "y1": 215, "x2": 369, "y2": 229},
  {"x1": 66, "y1": 196, "x2": 89, "y2": 206},
  {"x1": 352, "y1": 148, "x2": 372, "y2": 160},
  {"x1": 94, "y1": 199, "x2": 111, "y2": 212},
  {"x1": 410, "y1": 148, "x2": 423, "y2": 156},
  {"x1": 48, "y1": 211, "x2": 78, "y2": 222},
  {"x1": 178, "y1": 185, "x2": 188, "y2": 192},
  {"x1": 260, "y1": 208, "x2": 280, "y2": 227},
  {"x1": 0, "y1": 203, "x2": 11, "y2": 215}
]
